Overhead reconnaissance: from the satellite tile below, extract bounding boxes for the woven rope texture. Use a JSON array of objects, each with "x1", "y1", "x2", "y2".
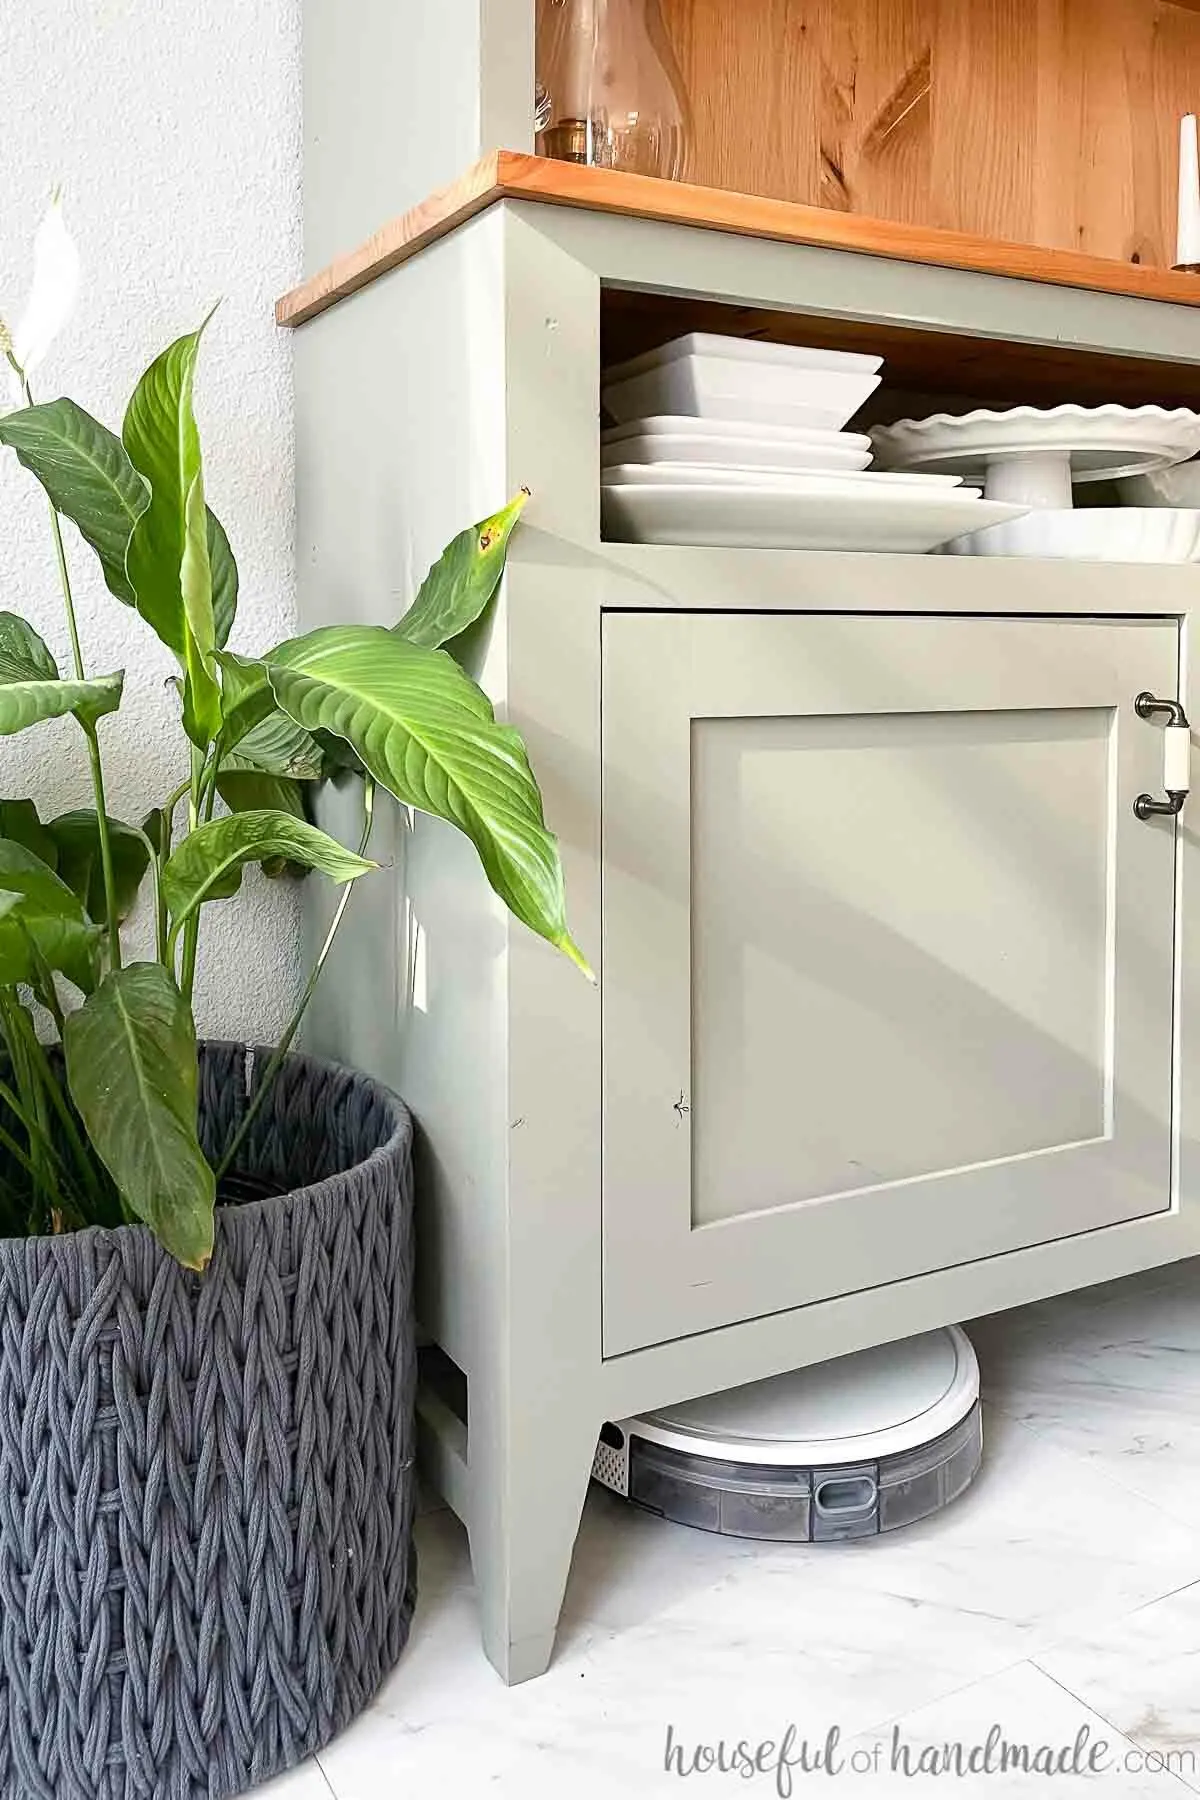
[{"x1": 0, "y1": 1043, "x2": 416, "y2": 1799}]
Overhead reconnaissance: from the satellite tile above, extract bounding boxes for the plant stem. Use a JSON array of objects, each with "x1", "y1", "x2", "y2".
[
  {"x1": 30, "y1": 374, "x2": 123, "y2": 973},
  {"x1": 4, "y1": 1012, "x2": 108, "y2": 1222},
  {"x1": 201, "y1": 744, "x2": 222, "y2": 822},
  {"x1": 178, "y1": 746, "x2": 206, "y2": 998},
  {"x1": 131, "y1": 818, "x2": 169, "y2": 965},
  {"x1": 0, "y1": 995, "x2": 46, "y2": 1221},
  {"x1": 214, "y1": 778, "x2": 376, "y2": 1184}
]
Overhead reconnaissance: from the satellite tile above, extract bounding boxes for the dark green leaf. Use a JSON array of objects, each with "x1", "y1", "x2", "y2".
[
  {"x1": 207, "y1": 510, "x2": 237, "y2": 651},
  {"x1": 0, "y1": 839, "x2": 101, "y2": 994},
  {"x1": 162, "y1": 808, "x2": 375, "y2": 936},
  {"x1": 265, "y1": 625, "x2": 591, "y2": 976},
  {"x1": 0, "y1": 399, "x2": 149, "y2": 605},
  {"x1": 216, "y1": 770, "x2": 306, "y2": 819},
  {"x1": 47, "y1": 812, "x2": 152, "y2": 925},
  {"x1": 63, "y1": 963, "x2": 214, "y2": 1269},
  {"x1": 0, "y1": 800, "x2": 57, "y2": 869},
  {"x1": 141, "y1": 807, "x2": 169, "y2": 860},
  {"x1": 395, "y1": 491, "x2": 528, "y2": 650},
  {"x1": 0, "y1": 612, "x2": 57, "y2": 681},
  {"x1": 312, "y1": 728, "x2": 364, "y2": 778},
  {"x1": 0, "y1": 610, "x2": 123, "y2": 734}
]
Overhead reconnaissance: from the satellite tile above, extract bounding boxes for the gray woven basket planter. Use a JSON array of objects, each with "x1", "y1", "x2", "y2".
[{"x1": 0, "y1": 1042, "x2": 417, "y2": 1800}]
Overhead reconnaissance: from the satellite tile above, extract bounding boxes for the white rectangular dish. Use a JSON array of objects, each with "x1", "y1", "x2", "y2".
[
  {"x1": 600, "y1": 482, "x2": 1025, "y2": 552},
  {"x1": 603, "y1": 354, "x2": 882, "y2": 431},
  {"x1": 606, "y1": 332, "x2": 884, "y2": 381}
]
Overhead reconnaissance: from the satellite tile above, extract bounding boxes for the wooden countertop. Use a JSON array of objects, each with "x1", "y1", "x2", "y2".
[{"x1": 277, "y1": 151, "x2": 1200, "y2": 329}]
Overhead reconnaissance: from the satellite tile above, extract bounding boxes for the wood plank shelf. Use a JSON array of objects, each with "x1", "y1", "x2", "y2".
[
  {"x1": 654, "y1": 0, "x2": 1200, "y2": 267},
  {"x1": 277, "y1": 151, "x2": 1200, "y2": 329}
]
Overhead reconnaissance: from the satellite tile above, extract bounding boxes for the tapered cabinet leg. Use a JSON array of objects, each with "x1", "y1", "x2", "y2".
[{"x1": 467, "y1": 1385, "x2": 599, "y2": 1685}]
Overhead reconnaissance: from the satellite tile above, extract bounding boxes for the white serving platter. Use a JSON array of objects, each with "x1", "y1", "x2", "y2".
[
  {"x1": 601, "y1": 481, "x2": 1025, "y2": 552},
  {"x1": 602, "y1": 463, "x2": 969, "y2": 492},
  {"x1": 604, "y1": 415, "x2": 875, "y2": 450}
]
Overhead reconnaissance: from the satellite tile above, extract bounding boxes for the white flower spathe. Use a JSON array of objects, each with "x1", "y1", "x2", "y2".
[{"x1": 11, "y1": 189, "x2": 80, "y2": 377}]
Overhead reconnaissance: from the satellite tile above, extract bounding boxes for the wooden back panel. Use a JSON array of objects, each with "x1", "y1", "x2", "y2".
[{"x1": 552, "y1": 0, "x2": 1200, "y2": 267}]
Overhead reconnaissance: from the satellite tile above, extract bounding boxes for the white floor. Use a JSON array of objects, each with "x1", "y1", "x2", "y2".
[{"x1": 264, "y1": 1259, "x2": 1200, "y2": 1797}]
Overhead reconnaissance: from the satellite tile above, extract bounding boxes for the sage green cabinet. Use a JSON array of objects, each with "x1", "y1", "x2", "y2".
[{"x1": 292, "y1": 189, "x2": 1200, "y2": 1686}]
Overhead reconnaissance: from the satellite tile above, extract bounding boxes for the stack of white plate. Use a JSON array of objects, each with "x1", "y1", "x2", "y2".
[{"x1": 601, "y1": 333, "x2": 1028, "y2": 552}]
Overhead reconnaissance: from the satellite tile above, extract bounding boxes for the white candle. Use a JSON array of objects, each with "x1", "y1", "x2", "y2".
[{"x1": 1177, "y1": 114, "x2": 1200, "y2": 268}]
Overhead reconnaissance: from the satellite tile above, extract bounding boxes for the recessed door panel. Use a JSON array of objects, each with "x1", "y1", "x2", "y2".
[{"x1": 602, "y1": 615, "x2": 1179, "y2": 1355}]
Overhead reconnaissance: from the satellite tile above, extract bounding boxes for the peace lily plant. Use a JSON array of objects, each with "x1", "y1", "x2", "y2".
[{"x1": 0, "y1": 198, "x2": 588, "y2": 1271}]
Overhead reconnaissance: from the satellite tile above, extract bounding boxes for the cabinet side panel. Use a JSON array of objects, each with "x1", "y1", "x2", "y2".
[{"x1": 293, "y1": 216, "x2": 511, "y2": 1363}]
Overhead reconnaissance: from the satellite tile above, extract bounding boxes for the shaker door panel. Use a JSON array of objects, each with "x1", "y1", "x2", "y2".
[{"x1": 601, "y1": 614, "x2": 1179, "y2": 1355}]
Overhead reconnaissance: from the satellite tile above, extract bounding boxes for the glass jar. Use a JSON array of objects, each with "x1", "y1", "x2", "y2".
[{"x1": 536, "y1": 0, "x2": 690, "y2": 182}]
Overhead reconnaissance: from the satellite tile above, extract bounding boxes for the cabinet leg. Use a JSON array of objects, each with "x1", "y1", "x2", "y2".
[{"x1": 467, "y1": 1392, "x2": 598, "y2": 1685}]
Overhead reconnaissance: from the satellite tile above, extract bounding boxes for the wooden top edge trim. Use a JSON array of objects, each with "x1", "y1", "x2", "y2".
[{"x1": 277, "y1": 150, "x2": 1200, "y2": 328}]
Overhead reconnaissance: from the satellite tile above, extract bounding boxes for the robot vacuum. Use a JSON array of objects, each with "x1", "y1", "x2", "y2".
[{"x1": 591, "y1": 1326, "x2": 982, "y2": 1542}]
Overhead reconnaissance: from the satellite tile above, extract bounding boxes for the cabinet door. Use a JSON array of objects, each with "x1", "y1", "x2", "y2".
[{"x1": 601, "y1": 614, "x2": 1180, "y2": 1355}]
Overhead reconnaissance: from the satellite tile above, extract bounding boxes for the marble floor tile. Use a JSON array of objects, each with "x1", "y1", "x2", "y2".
[
  {"x1": 316, "y1": 1398, "x2": 1200, "y2": 1799},
  {"x1": 1037, "y1": 1581, "x2": 1200, "y2": 1793},
  {"x1": 841, "y1": 1660, "x2": 1195, "y2": 1797},
  {"x1": 972, "y1": 1262, "x2": 1200, "y2": 1524},
  {"x1": 301, "y1": 1260, "x2": 1200, "y2": 1798}
]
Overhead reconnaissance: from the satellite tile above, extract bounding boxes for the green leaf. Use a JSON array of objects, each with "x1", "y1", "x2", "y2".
[
  {"x1": 216, "y1": 770, "x2": 306, "y2": 819},
  {"x1": 207, "y1": 509, "x2": 237, "y2": 651},
  {"x1": 47, "y1": 811, "x2": 151, "y2": 925},
  {"x1": 0, "y1": 839, "x2": 101, "y2": 994},
  {"x1": 123, "y1": 318, "x2": 232, "y2": 732},
  {"x1": 396, "y1": 491, "x2": 528, "y2": 651},
  {"x1": 181, "y1": 660, "x2": 222, "y2": 750},
  {"x1": 265, "y1": 625, "x2": 591, "y2": 976},
  {"x1": 0, "y1": 612, "x2": 57, "y2": 680},
  {"x1": 63, "y1": 963, "x2": 214, "y2": 1270},
  {"x1": 0, "y1": 799, "x2": 57, "y2": 870},
  {"x1": 215, "y1": 649, "x2": 272, "y2": 744},
  {"x1": 0, "y1": 399, "x2": 149, "y2": 605},
  {"x1": 312, "y1": 728, "x2": 364, "y2": 779},
  {"x1": 0, "y1": 613, "x2": 123, "y2": 735},
  {"x1": 215, "y1": 771, "x2": 308, "y2": 877},
  {"x1": 215, "y1": 650, "x2": 325, "y2": 777},
  {"x1": 231, "y1": 712, "x2": 325, "y2": 779},
  {"x1": 179, "y1": 464, "x2": 221, "y2": 747},
  {"x1": 162, "y1": 809, "x2": 375, "y2": 938}
]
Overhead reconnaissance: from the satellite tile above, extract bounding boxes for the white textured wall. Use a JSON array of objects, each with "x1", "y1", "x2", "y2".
[{"x1": 0, "y1": 0, "x2": 303, "y2": 1040}]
